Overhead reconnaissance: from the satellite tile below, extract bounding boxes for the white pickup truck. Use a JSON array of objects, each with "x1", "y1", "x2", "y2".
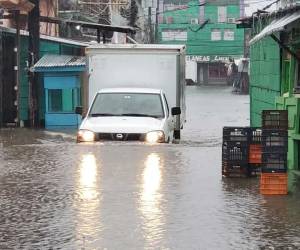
[
  {"x1": 76, "y1": 44, "x2": 186, "y2": 143},
  {"x1": 77, "y1": 88, "x2": 181, "y2": 143}
]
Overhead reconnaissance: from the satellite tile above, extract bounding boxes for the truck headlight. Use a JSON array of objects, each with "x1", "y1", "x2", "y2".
[
  {"x1": 145, "y1": 131, "x2": 165, "y2": 143},
  {"x1": 77, "y1": 130, "x2": 95, "y2": 142}
]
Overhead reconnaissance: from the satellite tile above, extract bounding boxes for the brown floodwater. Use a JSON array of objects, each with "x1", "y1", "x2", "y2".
[{"x1": 0, "y1": 86, "x2": 300, "y2": 249}]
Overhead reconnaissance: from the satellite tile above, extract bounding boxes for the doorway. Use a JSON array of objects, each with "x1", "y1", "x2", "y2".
[{"x1": 197, "y1": 63, "x2": 208, "y2": 85}]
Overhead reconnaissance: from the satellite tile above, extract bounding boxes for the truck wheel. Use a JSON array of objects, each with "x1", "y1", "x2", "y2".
[
  {"x1": 166, "y1": 136, "x2": 170, "y2": 143},
  {"x1": 174, "y1": 130, "x2": 180, "y2": 140}
]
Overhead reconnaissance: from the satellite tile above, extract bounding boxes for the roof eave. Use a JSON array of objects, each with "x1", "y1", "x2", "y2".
[
  {"x1": 0, "y1": 26, "x2": 90, "y2": 47},
  {"x1": 33, "y1": 66, "x2": 86, "y2": 73}
]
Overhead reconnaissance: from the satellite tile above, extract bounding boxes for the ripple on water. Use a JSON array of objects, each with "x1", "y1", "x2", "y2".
[{"x1": 1, "y1": 88, "x2": 300, "y2": 249}]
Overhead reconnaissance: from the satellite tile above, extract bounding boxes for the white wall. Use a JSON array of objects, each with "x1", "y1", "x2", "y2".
[{"x1": 186, "y1": 60, "x2": 197, "y2": 83}]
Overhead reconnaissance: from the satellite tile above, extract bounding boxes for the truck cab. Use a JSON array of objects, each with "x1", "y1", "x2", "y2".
[{"x1": 77, "y1": 88, "x2": 181, "y2": 143}]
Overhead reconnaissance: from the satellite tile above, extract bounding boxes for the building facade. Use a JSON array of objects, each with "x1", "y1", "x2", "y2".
[
  {"x1": 278, "y1": 0, "x2": 300, "y2": 8},
  {"x1": 157, "y1": 0, "x2": 245, "y2": 85},
  {"x1": 0, "y1": 27, "x2": 86, "y2": 127},
  {"x1": 242, "y1": 4, "x2": 300, "y2": 173}
]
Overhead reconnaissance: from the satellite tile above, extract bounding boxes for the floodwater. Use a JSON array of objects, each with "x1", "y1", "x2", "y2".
[{"x1": 0, "y1": 86, "x2": 300, "y2": 250}]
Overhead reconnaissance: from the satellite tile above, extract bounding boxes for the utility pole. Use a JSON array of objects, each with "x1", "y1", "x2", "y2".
[
  {"x1": 148, "y1": 6, "x2": 153, "y2": 43},
  {"x1": 155, "y1": 0, "x2": 159, "y2": 43},
  {"x1": 97, "y1": 28, "x2": 101, "y2": 43},
  {"x1": 109, "y1": 0, "x2": 112, "y2": 24},
  {"x1": 28, "y1": 0, "x2": 40, "y2": 127}
]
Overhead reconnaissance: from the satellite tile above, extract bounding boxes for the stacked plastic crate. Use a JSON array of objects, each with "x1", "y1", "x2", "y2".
[
  {"x1": 248, "y1": 128, "x2": 262, "y2": 176},
  {"x1": 222, "y1": 127, "x2": 250, "y2": 177},
  {"x1": 260, "y1": 110, "x2": 288, "y2": 195}
]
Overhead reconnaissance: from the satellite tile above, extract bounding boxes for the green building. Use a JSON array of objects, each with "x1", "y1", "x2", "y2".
[
  {"x1": 157, "y1": 0, "x2": 245, "y2": 84},
  {"x1": 240, "y1": 4, "x2": 300, "y2": 173}
]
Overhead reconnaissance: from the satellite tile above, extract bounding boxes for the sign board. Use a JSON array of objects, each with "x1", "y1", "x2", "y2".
[{"x1": 186, "y1": 55, "x2": 243, "y2": 63}]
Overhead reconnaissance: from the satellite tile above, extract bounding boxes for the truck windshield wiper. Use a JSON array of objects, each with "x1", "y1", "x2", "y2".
[
  {"x1": 121, "y1": 113, "x2": 161, "y2": 118},
  {"x1": 90, "y1": 113, "x2": 121, "y2": 117}
]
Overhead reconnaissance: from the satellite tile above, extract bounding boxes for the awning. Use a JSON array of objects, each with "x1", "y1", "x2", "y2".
[
  {"x1": 249, "y1": 11, "x2": 300, "y2": 45},
  {"x1": 33, "y1": 54, "x2": 86, "y2": 72},
  {"x1": 39, "y1": 16, "x2": 136, "y2": 35}
]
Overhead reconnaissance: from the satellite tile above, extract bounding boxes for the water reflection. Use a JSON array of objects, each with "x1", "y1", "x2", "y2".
[
  {"x1": 142, "y1": 154, "x2": 162, "y2": 202},
  {"x1": 75, "y1": 153, "x2": 102, "y2": 246},
  {"x1": 79, "y1": 154, "x2": 98, "y2": 200},
  {"x1": 140, "y1": 153, "x2": 164, "y2": 245}
]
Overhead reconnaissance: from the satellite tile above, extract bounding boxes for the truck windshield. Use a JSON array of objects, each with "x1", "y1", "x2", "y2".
[{"x1": 89, "y1": 93, "x2": 165, "y2": 118}]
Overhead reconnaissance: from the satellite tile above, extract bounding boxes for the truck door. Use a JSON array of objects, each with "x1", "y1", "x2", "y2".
[{"x1": 163, "y1": 94, "x2": 174, "y2": 131}]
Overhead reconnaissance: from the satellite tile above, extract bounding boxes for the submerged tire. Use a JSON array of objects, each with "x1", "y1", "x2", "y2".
[{"x1": 174, "y1": 130, "x2": 180, "y2": 140}]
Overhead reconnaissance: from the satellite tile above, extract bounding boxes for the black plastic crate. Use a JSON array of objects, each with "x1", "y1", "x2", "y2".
[
  {"x1": 222, "y1": 162, "x2": 250, "y2": 178},
  {"x1": 262, "y1": 110, "x2": 288, "y2": 130},
  {"x1": 249, "y1": 127, "x2": 262, "y2": 144},
  {"x1": 249, "y1": 163, "x2": 261, "y2": 177},
  {"x1": 261, "y1": 152, "x2": 287, "y2": 173},
  {"x1": 222, "y1": 142, "x2": 249, "y2": 163},
  {"x1": 223, "y1": 127, "x2": 250, "y2": 142},
  {"x1": 262, "y1": 129, "x2": 288, "y2": 152}
]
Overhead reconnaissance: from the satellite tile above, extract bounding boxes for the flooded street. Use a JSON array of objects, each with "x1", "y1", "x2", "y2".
[{"x1": 1, "y1": 86, "x2": 300, "y2": 249}]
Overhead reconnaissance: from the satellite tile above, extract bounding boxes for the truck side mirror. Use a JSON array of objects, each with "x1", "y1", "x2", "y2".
[
  {"x1": 75, "y1": 106, "x2": 83, "y2": 115},
  {"x1": 171, "y1": 107, "x2": 181, "y2": 116}
]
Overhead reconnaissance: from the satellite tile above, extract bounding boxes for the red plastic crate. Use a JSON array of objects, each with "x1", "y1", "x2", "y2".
[
  {"x1": 260, "y1": 173, "x2": 288, "y2": 195},
  {"x1": 249, "y1": 144, "x2": 262, "y2": 164}
]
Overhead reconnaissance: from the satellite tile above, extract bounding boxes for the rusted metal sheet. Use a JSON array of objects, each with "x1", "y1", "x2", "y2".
[{"x1": 0, "y1": 0, "x2": 34, "y2": 12}]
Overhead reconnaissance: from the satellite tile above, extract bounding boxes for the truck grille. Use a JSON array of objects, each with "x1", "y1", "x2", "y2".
[{"x1": 97, "y1": 133, "x2": 145, "y2": 141}]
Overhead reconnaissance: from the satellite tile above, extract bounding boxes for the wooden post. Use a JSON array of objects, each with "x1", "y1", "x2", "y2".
[
  {"x1": 97, "y1": 28, "x2": 101, "y2": 43},
  {"x1": 102, "y1": 32, "x2": 106, "y2": 44},
  {"x1": 0, "y1": 28, "x2": 2, "y2": 127},
  {"x1": 14, "y1": 10, "x2": 20, "y2": 126},
  {"x1": 28, "y1": 0, "x2": 40, "y2": 127}
]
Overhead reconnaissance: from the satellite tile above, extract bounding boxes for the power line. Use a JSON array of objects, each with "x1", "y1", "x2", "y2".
[
  {"x1": 135, "y1": 2, "x2": 206, "y2": 20},
  {"x1": 135, "y1": 1, "x2": 272, "y2": 21},
  {"x1": 243, "y1": 0, "x2": 273, "y2": 2},
  {"x1": 262, "y1": 0, "x2": 280, "y2": 10}
]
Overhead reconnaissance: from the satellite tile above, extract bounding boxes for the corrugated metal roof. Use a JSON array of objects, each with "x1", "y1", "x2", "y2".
[
  {"x1": 34, "y1": 54, "x2": 86, "y2": 68},
  {"x1": 249, "y1": 11, "x2": 300, "y2": 45}
]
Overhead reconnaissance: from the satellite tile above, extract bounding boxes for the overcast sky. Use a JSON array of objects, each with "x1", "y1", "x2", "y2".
[{"x1": 245, "y1": 1, "x2": 277, "y2": 16}]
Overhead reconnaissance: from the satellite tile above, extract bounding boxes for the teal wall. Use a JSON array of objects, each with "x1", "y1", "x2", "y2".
[
  {"x1": 2, "y1": 32, "x2": 83, "y2": 124},
  {"x1": 44, "y1": 73, "x2": 82, "y2": 128},
  {"x1": 158, "y1": 0, "x2": 244, "y2": 56}
]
